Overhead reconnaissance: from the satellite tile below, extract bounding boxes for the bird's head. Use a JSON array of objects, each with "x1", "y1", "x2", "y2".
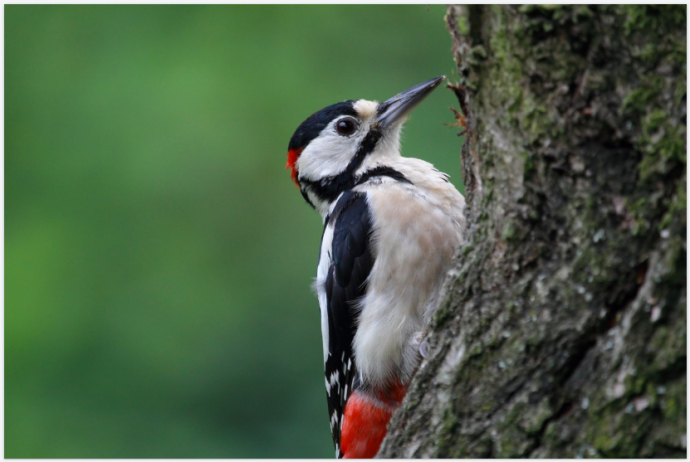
[{"x1": 286, "y1": 76, "x2": 445, "y2": 213}]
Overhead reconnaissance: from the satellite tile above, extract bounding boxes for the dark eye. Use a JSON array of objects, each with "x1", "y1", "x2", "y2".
[{"x1": 335, "y1": 118, "x2": 357, "y2": 136}]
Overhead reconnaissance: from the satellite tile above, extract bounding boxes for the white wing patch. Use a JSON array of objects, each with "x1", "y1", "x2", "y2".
[
  {"x1": 316, "y1": 223, "x2": 335, "y2": 364},
  {"x1": 330, "y1": 410, "x2": 339, "y2": 430}
]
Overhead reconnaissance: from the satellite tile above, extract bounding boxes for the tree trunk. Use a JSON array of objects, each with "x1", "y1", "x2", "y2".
[{"x1": 379, "y1": 5, "x2": 686, "y2": 458}]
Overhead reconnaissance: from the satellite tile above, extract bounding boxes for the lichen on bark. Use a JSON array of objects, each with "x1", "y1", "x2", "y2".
[{"x1": 378, "y1": 5, "x2": 686, "y2": 458}]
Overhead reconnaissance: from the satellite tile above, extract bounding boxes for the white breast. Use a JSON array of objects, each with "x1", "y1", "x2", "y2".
[{"x1": 353, "y1": 161, "x2": 465, "y2": 387}]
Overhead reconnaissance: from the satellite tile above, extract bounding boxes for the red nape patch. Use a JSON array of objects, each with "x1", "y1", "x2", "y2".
[
  {"x1": 286, "y1": 148, "x2": 303, "y2": 187},
  {"x1": 340, "y1": 384, "x2": 407, "y2": 459}
]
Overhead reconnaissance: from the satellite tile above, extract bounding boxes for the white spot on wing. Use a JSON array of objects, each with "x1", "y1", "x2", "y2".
[{"x1": 328, "y1": 371, "x2": 340, "y2": 394}]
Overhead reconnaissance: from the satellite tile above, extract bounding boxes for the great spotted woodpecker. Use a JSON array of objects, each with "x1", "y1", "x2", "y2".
[{"x1": 286, "y1": 77, "x2": 466, "y2": 458}]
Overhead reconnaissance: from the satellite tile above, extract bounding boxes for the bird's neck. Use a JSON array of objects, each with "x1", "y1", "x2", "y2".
[{"x1": 308, "y1": 154, "x2": 408, "y2": 222}]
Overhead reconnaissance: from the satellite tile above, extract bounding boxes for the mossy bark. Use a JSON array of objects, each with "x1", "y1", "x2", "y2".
[{"x1": 378, "y1": 5, "x2": 686, "y2": 458}]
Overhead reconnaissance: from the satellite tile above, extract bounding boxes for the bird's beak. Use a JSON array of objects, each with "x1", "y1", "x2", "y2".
[{"x1": 375, "y1": 76, "x2": 445, "y2": 129}]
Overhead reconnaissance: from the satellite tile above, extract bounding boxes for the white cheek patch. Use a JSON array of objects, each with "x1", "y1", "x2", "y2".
[
  {"x1": 353, "y1": 99, "x2": 378, "y2": 120},
  {"x1": 296, "y1": 132, "x2": 357, "y2": 180}
]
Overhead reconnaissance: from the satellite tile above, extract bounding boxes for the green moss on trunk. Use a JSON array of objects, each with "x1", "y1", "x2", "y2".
[{"x1": 379, "y1": 5, "x2": 686, "y2": 458}]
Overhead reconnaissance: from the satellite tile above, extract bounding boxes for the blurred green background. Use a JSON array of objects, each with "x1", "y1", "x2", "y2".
[{"x1": 5, "y1": 5, "x2": 464, "y2": 458}]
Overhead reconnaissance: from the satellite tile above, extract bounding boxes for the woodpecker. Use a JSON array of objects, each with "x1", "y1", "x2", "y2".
[{"x1": 286, "y1": 76, "x2": 466, "y2": 458}]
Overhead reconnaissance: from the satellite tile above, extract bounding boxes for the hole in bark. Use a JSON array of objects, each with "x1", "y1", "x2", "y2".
[{"x1": 600, "y1": 259, "x2": 649, "y2": 333}]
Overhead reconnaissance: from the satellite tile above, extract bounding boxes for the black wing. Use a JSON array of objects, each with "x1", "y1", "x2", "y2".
[{"x1": 323, "y1": 190, "x2": 374, "y2": 458}]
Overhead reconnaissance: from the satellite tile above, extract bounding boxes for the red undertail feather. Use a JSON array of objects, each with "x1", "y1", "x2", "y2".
[
  {"x1": 340, "y1": 382, "x2": 407, "y2": 459},
  {"x1": 286, "y1": 148, "x2": 303, "y2": 187}
]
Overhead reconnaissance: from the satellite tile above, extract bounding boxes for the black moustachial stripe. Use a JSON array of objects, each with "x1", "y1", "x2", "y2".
[
  {"x1": 355, "y1": 166, "x2": 412, "y2": 187},
  {"x1": 300, "y1": 128, "x2": 383, "y2": 204},
  {"x1": 323, "y1": 190, "x2": 374, "y2": 457},
  {"x1": 305, "y1": 162, "x2": 413, "y2": 212}
]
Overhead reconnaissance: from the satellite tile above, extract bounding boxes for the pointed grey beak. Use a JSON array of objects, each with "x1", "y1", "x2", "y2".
[{"x1": 375, "y1": 76, "x2": 445, "y2": 129}]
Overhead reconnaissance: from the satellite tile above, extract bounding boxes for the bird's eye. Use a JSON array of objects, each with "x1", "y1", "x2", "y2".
[{"x1": 335, "y1": 118, "x2": 357, "y2": 136}]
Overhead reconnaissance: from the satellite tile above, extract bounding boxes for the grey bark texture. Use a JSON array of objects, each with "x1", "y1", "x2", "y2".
[{"x1": 378, "y1": 5, "x2": 686, "y2": 458}]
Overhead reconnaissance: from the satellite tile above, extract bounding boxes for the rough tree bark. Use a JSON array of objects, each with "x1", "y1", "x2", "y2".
[{"x1": 379, "y1": 5, "x2": 686, "y2": 458}]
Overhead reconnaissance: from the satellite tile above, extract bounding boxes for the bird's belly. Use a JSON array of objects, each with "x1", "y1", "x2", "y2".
[{"x1": 354, "y1": 186, "x2": 463, "y2": 387}]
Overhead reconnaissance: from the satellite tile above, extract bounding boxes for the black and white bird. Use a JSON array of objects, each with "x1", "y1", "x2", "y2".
[{"x1": 286, "y1": 76, "x2": 465, "y2": 458}]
